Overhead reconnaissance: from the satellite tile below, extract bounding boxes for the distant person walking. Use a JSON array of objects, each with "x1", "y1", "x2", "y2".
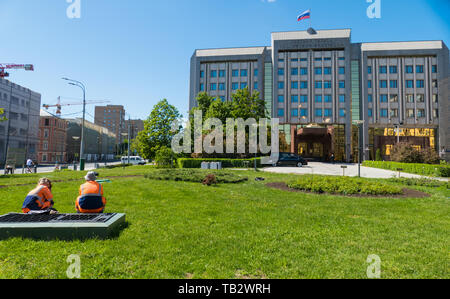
[
  {"x1": 76, "y1": 172, "x2": 107, "y2": 214},
  {"x1": 22, "y1": 178, "x2": 57, "y2": 214},
  {"x1": 26, "y1": 158, "x2": 34, "y2": 173}
]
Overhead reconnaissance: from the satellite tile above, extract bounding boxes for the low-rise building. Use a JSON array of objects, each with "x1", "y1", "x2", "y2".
[{"x1": 37, "y1": 109, "x2": 68, "y2": 164}]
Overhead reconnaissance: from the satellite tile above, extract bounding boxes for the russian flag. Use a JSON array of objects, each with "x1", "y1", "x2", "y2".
[{"x1": 297, "y1": 9, "x2": 311, "y2": 22}]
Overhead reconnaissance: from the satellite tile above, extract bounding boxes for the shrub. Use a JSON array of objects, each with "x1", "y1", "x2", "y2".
[
  {"x1": 202, "y1": 174, "x2": 217, "y2": 186},
  {"x1": 177, "y1": 158, "x2": 262, "y2": 169},
  {"x1": 145, "y1": 169, "x2": 248, "y2": 184},
  {"x1": 389, "y1": 178, "x2": 449, "y2": 189},
  {"x1": 362, "y1": 161, "x2": 450, "y2": 178},
  {"x1": 155, "y1": 147, "x2": 176, "y2": 168},
  {"x1": 376, "y1": 149, "x2": 382, "y2": 161},
  {"x1": 288, "y1": 175, "x2": 403, "y2": 196}
]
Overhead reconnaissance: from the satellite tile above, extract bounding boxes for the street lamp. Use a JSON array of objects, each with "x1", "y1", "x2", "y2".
[
  {"x1": 63, "y1": 77, "x2": 86, "y2": 171},
  {"x1": 394, "y1": 122, "x2": 404, "y2": 144},
  {"x1": 353, "y1": 120, "x2": 365, "y2": 178}
]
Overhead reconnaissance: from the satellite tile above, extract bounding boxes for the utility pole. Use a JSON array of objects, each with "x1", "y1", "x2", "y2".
[
  {"x1": 3, "y1": 84, "x2": 13, "y2": 170},
  {"x1": 128, "y1": 115, "x2": 131, "y2": 164}
]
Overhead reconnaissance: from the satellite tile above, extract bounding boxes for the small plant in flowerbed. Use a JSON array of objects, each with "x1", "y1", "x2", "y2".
[
  {"x1": 144, "y1": 169, "x2": 248, "y2": 184},
  {"x1": 288, "y1": 175, "x2": 403, "y2": 196},
  {"x1": 389, "y1": 177, "x2": 449, "y2": 189}
]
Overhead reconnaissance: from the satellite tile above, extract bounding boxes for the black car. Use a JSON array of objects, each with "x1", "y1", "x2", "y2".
[{"x1": 272, "y1": 152, "x2": 308, "y2": 167}]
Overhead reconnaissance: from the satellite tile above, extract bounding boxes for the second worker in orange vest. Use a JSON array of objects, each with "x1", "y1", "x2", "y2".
[{"x1": 76, "y1": 171, "x2": 106, "y2": 214}]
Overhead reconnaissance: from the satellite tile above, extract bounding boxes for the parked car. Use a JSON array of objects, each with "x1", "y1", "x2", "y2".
[
  {"x1": 121, "y1": 156, "x2": 146, "y2": 165},
  {"x1": 272, "y1": 152, "x2": 308, "y2": 168}
]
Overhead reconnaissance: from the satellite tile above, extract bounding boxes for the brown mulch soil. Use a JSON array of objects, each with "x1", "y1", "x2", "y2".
[{"x1": 266, "y1": 182, "x2": 431, "y2": 198}]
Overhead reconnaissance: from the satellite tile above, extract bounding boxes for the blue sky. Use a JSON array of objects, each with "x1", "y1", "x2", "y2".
[{"x1": 0, "y1": 0, "x2": 449, "y2": 121}]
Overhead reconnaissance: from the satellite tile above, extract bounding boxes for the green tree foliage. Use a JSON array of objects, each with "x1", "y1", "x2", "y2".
[{"x1": 132, "y1": 99, "x2": 181, "y2": 159}]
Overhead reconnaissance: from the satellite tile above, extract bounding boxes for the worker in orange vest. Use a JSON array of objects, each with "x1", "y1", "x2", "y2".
[
  {"x1": 22, "y1": 178, "x2": 56, "y2": 214},
  {"x1": 76, "y1": 171, "x2": 107, "y2": 214}
]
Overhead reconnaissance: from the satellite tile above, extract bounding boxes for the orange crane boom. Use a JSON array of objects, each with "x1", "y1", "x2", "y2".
[
  {"x1": 0, "y1": 64, "x2": 34, "y2": 78},
  {"x1": 43, "y1": 97, "x2": 111, "y2": 116}
]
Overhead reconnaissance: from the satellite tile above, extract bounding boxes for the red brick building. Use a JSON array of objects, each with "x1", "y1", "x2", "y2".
[{"x1": 38, "y1": 110, "x2": 68, "y2": 164}]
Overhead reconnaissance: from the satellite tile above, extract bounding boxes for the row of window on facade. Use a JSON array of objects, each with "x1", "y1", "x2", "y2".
[
  {"x1": 200, "y1": 69, "x2": 258, "y2": 79},
  {"x1": 276, "y1": 108, "x2": 346, "y2": 118},
  {"x1": 368, "y1": 79, "x2": 438, "y2": 89},
  {"x1": 0, "y1": 93, "x2": 32, "y2": 108},
  {"x1": 277, "y1": 57, "x2": 346, "y2": 62},
  {"x1": 277, "y1": 94, "x2": 346, "y2": 104},
  {"x1": 368, "y1": 108, "x2": 439, "y2": 118},
  {"x1": 368, "y1": 94, "x2": 438, "y2": 103},
  {"x1": 368, "y1": 65, "x2": 437, "y2": 74},
  {"x1": 278, "y1": 67, "x2": 346, "y2": 76},
  {"x1": 200, "y1": 82, "x2": 258, "y2": 92}
]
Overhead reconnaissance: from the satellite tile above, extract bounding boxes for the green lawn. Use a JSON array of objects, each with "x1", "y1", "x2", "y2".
[{"x1": 0, "y1": 166, "x2": 448, "y2": 279}]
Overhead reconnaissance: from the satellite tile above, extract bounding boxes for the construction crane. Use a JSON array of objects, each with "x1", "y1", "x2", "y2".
[
  {"x1": 0, "y1": 64, "x2": 34, "y2": 78},
  {"x1": 43, "y1": 97, "x2": 111, "y2": 116}
]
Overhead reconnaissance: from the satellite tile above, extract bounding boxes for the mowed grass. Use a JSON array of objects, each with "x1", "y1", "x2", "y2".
[{"x1": 0, "y1": 166, "x2": 448, "y2": 279}]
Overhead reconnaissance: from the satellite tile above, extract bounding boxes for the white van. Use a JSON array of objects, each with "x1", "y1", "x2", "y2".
[{"x1": 121, "y1": 156, "x2": 146, "y2": 165}]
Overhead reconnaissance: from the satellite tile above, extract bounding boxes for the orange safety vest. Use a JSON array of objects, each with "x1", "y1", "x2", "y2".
[
  {"x1": 76, "y1": 181, "x2": 106, "y2": 213},
  {"x1": 22, "y1": 185, "x2": 54, "y2": 213}
]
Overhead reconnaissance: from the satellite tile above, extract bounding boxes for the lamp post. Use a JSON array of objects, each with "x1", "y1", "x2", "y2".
[
  {"x1": 62, "y1": 77, "x2": 86, "y2": 170},
  {"x1": 353, "y1": 120, "x2": 365, "y2": 177},
  {"x1": 394, "y1": 122, "x2": 404, "y2": 144}
]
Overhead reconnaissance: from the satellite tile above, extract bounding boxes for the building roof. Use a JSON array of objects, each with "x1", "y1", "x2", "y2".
[
  {"x1": 40, "y1": 109, "x2": 58, "y2": 118},
  {"x1": 195, "y1": 47, "x2": 267, "y2": 57},
  {"x1": 361, "y1": 41, "x2": 444, "y2": 51},
  {"x1": 272, "y1": 29, "x2": 351, "y2": 41}
]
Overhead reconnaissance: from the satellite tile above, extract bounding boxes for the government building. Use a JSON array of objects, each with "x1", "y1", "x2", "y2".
[{"x1": 189, "y1": 29, "x2": 449, "y2": 162}]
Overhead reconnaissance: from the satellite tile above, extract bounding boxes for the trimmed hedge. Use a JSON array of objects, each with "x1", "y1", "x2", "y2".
[
  {"x1": 144, "y1": 169, "x2": 248, "y2": 184},
  {"x1": 288, "y1": 175, "x2": 403, "y2": 196},
  {"x1": 177, "y1": 158, "x2": 262, "y2": 169},
  {"x1": 363, "y1": 161, "x2": 450, "y2": 178}
]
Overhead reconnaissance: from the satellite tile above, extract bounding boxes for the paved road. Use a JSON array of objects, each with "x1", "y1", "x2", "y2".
[
  {"x1": 262, "y1": 162, "x2": 449, "y2": 181},
  {"x1": 1, "y1": 162, "x2": 121, "y2": 175}
]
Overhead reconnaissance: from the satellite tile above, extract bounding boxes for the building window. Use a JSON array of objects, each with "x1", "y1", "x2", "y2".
[
  {"x1": 291, "y1": 58, "x2": 298, "y2": 62},
  {"x1": 416, "y1": 80, "x2": 424, "y2": 88},
  {"x1": 300, "y1": 95, "x2": 308, "y2": 103},
  {"x1": 219, "y1": 96, "x2": 225, "y2": 102},
  {"x1": 406, "y1": 94, "x2": 414, "y2": 103},
  {"x1": 339, "y1": 109, "x2": 346, "y2": 117},
  {"x1": 278, "y1": 68, "x2": 285, "y2": 76},
  {"x1": 338, "y1": 57, "x2": 345, "y2": 61},
  {"x1": 380, "y1": 109, "x2": 388, "y2": 117},
  {"x1": 199, "y1": 84, "x2": 204, "y2": 91},
  {"x1": 432, "y1": 80, "x2": 438, "y2": 88},
  {"x1": 278, "y1": 95, "x2": 284, "y2": 103},
  {"x1": 390, "y1": 109, "x2": 398, "y2": 117},
  {"x1": 380, "y1": 94, "x2": 388, "y2": 103},
  {"x1": 368, "y1": 80, "x2": 372, "y2": 88},
  {"x1": 433, "y1": 94, "x2": 438, "y2": 103},
  {"x1": 339, "y1": 81, "x2": 345, "y2": 88},
  {"x1": 406, "y1": 65, "x2": 413, "y2": 73},
  {"x1": 219, "y1": 83, "x2": 225, "y2": 91},
  {"x1": 254, "y1": 82, "x2": 258, "y2": 90},
  {"x1": 232, "y1": 83, "x2": 238, "y2": 90},
  {"x1": 390, "y1": 80, "x2": 398, "y2": 88},
  {"x1": 368, "y1": 109, "x2": 373, "y2": 117},
  {"x1": 416, "y1": 65, "x2": 424, "y2": 73},
  {"x1": 339, "y1": 67, "x2": 345, "y2": 74},
  {"x1": 390, "y1": 94, "x2": 398, "y2": 103},
  {"x1": 240, "y1": 83, "x2": 247, "y2": 89},
  {"x1": 278, "y1": 82, "x2": 284, "y2": 89},
  {"x1": 432, "y1": 65, "x2": 437, "y2": 73},
  {"x1": 42, "y1": 154, "x2": 47, "y2": 162},
  {"x1": 315, "y1": 67, "x2": 322, "y2": 75},
  {"x1": 300, "y1": 109, "x2": 308, "y2": 117},
  {"x1": 254, "y1": 69, "x2": 258, "y2": 76},
  {"x1": 368, "y1": 94, "x2": 373, "y2": 102},
  {"x1": 324, "y1": 57, "x2": 331, "y2": 61},
  {"x1": 339, "y1": 95, "x2": 345, "y2": 103},
  {"x1": 291, "y1": 109, "x2": 299, "y2": 117},
  {"x1": 219, "y1": 70, "x2": 226, "y2": 77},
  {"x1": 291, "y1": 81, "x2": 298, "y2": 89},
  {"x1": 315, "y1": 95, "x2": 322, "y2": 103},
  {"x1": 324, "y1": 67, "x2": 331, "y2": 75},
  {"x1": 389, "y1": 66, "x2": 397, "y2": 74},
  {"x1": 315, "y1": 109, "x2": 323, "y2": 117},
  {"x1": 291, "y1": 95, "x2": 298, "y2": 103},
  {"x1": 406, "y1": 80, "x2": 414, "y2": 88},
  {"x1": 324, "y1": 95, "x2": 332, "y2": 103},
  {"x1": 210, "y1": 83, "x2": 217, "y2": 91},
  {"x1": 314, "y1": 58, "x2": 322, "y2": 62},
  {"x1": 380, "y1": 80, "x2": 387, "y2": 88},
  {"x1": 300, "y1": 58, "x2": 307, "y2": 62},
  {"x1": 300, "y1": 81, "x2": 308, "y2": 89},
  {"x1": 315, "y1": 81, "x2": 322, "y2": 89},
  {"x1": 232, "y1": 70, "x2": 239, "y2": 77},
  {"x1": 210, "y1": 70, "x2": 217, "y2": 78},
  {"x1": 416, "y1": 94, "x2": 424, "y2": 103},
  {"x1": 368, "y1": 66, "x2": 372, "y2": 74},
  {"x1": 278, "y1": 59, "x2": 284, "y2": 63},
  {"x1": 43, "y1": 141, "x2": 48, "y2": 150},
  {"x1": 433, "y1": 109, "x2": 439, "y2": 118},
  {"x1": 277, "y1": 109, "x2": 284, "y2": 117},
  {"x1": 300, "y1": 68, "x2": 308, "y2": 75},
  {"x1": 379, "y1": 66, "x2": 387, "y2": 74},
  {"x1": 417, "y1": 109, "x2": 425, "y2": 118},
  {"x1": 291, "y1": 68, "x2": 298, "y2": 76},
  {"x1": 406, "y1": 109, "x2": 415, "y2": 118},
  {"x1": 324, "y1": 81, "x2": 332, "y2": 89},
  {"x1": 324, "y1": 109, "x2": 332, "y2": 117}
]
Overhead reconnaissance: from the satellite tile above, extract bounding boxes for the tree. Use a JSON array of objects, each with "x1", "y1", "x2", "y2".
[
  {"x1": 132, "y1": 99, "x2": 182, "y2": 160},
  {"x1": 230, "y1": 88, "x2": 266, "y2": 121}
]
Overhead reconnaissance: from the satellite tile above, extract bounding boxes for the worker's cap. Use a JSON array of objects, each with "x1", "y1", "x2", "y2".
[{"x1": 84, "y1": 171, "x2": 97, "y2": 181}]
